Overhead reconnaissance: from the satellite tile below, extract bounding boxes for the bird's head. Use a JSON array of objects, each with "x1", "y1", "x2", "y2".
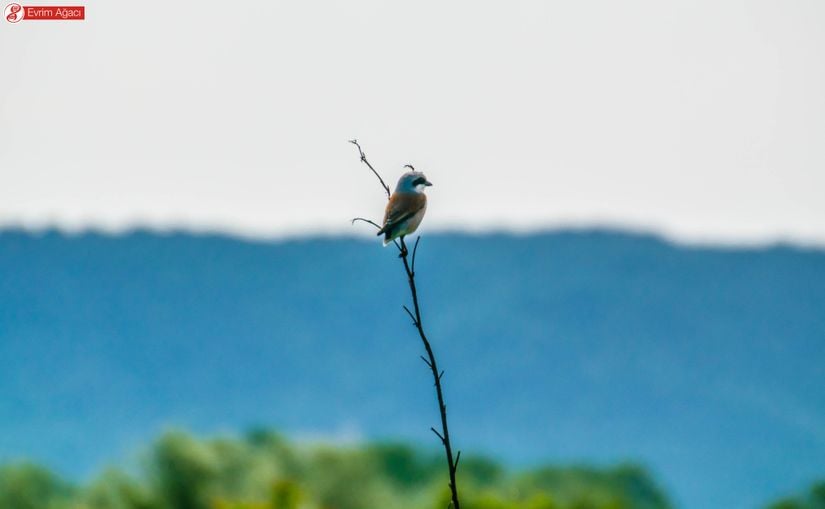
[{"x1": 396, "y1": 170, "x2": 433, "y2": 194}]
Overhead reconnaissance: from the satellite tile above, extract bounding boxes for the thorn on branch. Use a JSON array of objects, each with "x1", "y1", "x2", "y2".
[
  {"x1": 439, "y1": 370, "x2": 445, "y2": 381},
  {"x1": 454, "y1": 451, "x2": 461, "y2": 470},
  {"x1": 420, "y1": 355, "x2": 432, "y2": 368},
  {"x1": 404, "y1": 164, "x2": 416, "y2": 171},
  {"x1": 403, "y1": 305, "x2": 417, "y2": 325},
  {"x1": 431, "y1": 427, "x2": 445, "y2": 442}
]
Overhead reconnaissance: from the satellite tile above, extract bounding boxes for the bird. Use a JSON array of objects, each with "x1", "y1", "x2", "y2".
[{"x1": 377, "y1": 169, "x2": 433, "y2": 247}]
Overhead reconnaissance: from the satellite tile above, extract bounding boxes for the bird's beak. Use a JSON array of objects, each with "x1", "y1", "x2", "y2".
[{"x1": 424, "y1": 180, "x2": 433, "y2": 186}]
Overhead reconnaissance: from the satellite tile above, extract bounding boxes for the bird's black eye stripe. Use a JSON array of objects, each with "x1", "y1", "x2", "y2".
[{"x1": 412, "y1": 177, "x2": 426, "y2": 186}]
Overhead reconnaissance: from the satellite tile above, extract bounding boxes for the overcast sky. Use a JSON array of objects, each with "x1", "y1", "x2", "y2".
[{"x1": 2, "y1": 1, "x2": 823, "y2": 245}]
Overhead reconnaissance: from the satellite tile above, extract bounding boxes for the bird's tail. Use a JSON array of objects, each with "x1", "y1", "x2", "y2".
[{"x1": 377, "y1": 224, "x2": 394, "y2": 246}]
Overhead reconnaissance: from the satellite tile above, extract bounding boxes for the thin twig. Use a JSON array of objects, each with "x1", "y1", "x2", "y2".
[
  {"x1": 350, "y1": 139, "x2": 391, "y2": 198},
  {"x1": 403, "y1": 305, "x2": 417, "y2": 325},
  {"x1": 351, "y1": 217, "x2": 382, "y2": 230}
]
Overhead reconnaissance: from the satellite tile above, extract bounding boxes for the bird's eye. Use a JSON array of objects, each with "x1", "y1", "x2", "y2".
[{"x1": 412, "y1": 178, "x2": 425, "y2": 186}]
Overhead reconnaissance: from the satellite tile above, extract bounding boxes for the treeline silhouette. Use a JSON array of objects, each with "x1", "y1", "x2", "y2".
[
  {"x1": 0, "y1": 430, "x2": 674, "y2": 509},
  {"x1": 1, "y1": 430, "x2": 820, "y2": 508}
]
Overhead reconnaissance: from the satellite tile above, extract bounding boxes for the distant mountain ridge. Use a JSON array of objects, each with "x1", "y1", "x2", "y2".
[{"x1": 0, "y1": 229, "x2": 823, "y2": 509}]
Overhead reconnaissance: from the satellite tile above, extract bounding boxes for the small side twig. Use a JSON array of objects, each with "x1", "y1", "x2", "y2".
[
  {"x1": 351, "y1": 217, "x2": 382, "y2": 230},
  {"x1": 403, "y1": 305, "x2": 417, "y2": 325},
  {"x1": 411, "y1": 236, "x2": 421, "y2": 275}
]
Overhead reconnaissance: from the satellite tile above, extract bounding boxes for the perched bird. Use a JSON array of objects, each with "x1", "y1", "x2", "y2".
[{"x1": 377, "y1": 170, "x2": 433, "y2": 246}]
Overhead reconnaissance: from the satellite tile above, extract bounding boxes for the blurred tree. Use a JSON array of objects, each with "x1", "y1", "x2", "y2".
[
  {"x1": 270, "y1": 479, "x2": 302, "y2": 509},
  {"x1": 81, "y1": 469, "x2": 156, "y2": 509},
  {"x1": 0, "y1": 430, "x2": 683, "y2": 509},
  {"x1": 768, "y1": 499, "x2": 805, "y2": 509},
  {"x1": 303, "y1": 446, "x2": 392, "y2": 509},
  {"x1": 150, "y1": 431, "x2": 221, "y2": 509},
  {"x1": 766, "y1": 480, "x2": 825, "y2": 509},
  {"x1": 0, "y1": 463, "x2": 73, "y2": 509}
]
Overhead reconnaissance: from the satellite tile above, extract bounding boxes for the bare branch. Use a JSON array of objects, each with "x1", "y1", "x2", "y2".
[
  {"x1": 350, "y1": 139, "x2": 391, "y2": 198},
  {"x1": 351, "y1": 141, "x2": 460, "y2": 509},
  {"x1": 399, "y1": 231, "x2": 461, "y2": 509}
]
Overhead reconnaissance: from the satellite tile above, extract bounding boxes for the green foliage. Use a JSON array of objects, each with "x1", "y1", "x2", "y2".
[
  {"x1": 270, "y1": 479, "x2": 303, "y2": 509},
  {"x1": 766, "y1": 480, "x2": 825, "y2": 509},
  {"x1": 81, "y1": 469, "x2": 154, "y2": 509},
  {"x1": 0, "y1": 431, "x2": 678, "y2": 509},
  {"x1": 0, "y1": 463, "x2": 73, "y2": 509},
  {"x1": 454, "y1": 462, "x2": 669, "y2": 509}
]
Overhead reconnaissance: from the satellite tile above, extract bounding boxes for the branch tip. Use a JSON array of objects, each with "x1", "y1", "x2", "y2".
[
  {"x1": 351, "y1": 217, "x2": 382, "y2": 230},
  {"x1": 350, "y1": 139, "x2": 391, "y2": 198},
  {"x1": 412, "y1": 236, "x2": 421, "y2": 273}
]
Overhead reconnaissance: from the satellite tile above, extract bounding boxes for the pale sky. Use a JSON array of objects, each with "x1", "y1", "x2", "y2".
[{"x1": 1, "y1": 1, "x2": 824, "y2": 245}]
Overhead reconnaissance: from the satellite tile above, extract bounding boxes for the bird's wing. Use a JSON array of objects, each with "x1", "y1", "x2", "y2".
[{"x1": 380, "y1": 192, "x2": 427, "y2": 233}]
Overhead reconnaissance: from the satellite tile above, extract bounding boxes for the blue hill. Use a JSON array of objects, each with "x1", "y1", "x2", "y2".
[{"x1": 0, "y1": 229, "x2": 823, "y2": 509}]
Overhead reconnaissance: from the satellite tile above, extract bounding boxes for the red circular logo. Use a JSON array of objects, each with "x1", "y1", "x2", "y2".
[{"x1": 5, "y1": 3, "x2": 23, "y2": 23}]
